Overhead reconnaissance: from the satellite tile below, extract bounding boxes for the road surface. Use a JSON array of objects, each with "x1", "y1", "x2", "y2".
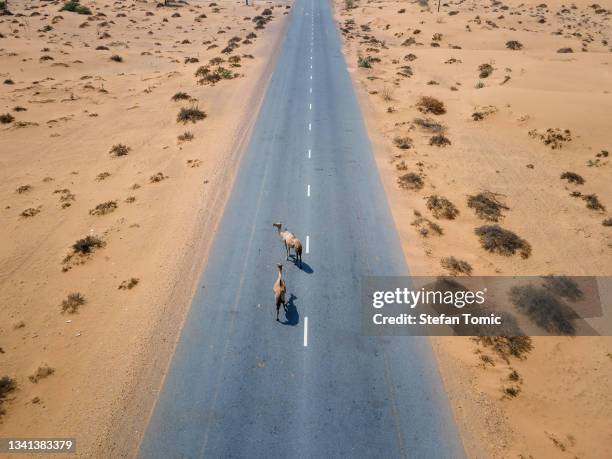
[{"x1": 138, "y1": 0, "x2": 465, "y2": 457}]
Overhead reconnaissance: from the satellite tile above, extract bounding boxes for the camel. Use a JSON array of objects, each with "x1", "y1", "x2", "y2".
[
  {"x1": 272, "y1": 222, "x2": 303, "y2": 267},
  {"x1": 273, "y1": 263, "x2": 287, "y2": 321}
]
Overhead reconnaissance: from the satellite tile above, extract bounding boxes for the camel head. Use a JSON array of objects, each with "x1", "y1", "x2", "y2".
[{"x1": 272, "y1": 222, "x2": 282, "y2": 230}]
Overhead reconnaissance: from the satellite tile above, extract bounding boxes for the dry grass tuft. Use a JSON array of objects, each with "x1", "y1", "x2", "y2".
[
  {"x1": 475, "y1": 225, "x2": 531, "y2": 258},
  {"x1": 61, "y1": 292, "x2": 86, "y2": 314},
  {"x1": 426, "y1": 195, "x2": 459, "y2": 219},
  {"x1": 441, "y1": 256, "x2": 472, "y2": 275},
  {"x1": 109, "y1": 144, "x2": 130, "y2": 157},
  {"x1": 89, "y1": 200, "x2": 117, "y2": 216},
  {"x1": 416, "y1": 96, "x2": 446, "y2": 115},
  {"x1": 509, "y1": 285, "x2": 578, "y2": 335},
  {"x1": 467, "y1": 191, "x2": 508, "y2": 221},
  {"x1": 397, "y1": 172, "x2": 424, "y2": 190},
  {"x1": 118, "y1": 278, "x2": 139, "y2": 290},
  {"x1": 177, "y1": 106, "x2": 206, "y2": 124}
]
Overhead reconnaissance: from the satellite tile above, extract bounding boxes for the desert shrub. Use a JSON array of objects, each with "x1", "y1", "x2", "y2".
[
  {"x1": 118, "y1": 278, "x2": 139, "y2": 290},
  {"x1": 178, "y1": 131, "x2": 194, "y2": 142},
  {"x1": 21, "y1": 207, "x2": 40, "y2": 218},
  {"x1": 61, "y1": 292, "x2": 86, "y2": 314},
  {"x1": 582, "y1": 194, "x2": 605, "y2": 211},
  {"x1": 89, "y1": 200, "x2": 117, "y2": 216},
  {"x1": 412, "y1": 216, "x2": 443, "y2": 237},
  {"x1": 110, "y1": 54, "x2": 123, "y2": 62},
  {"x1": 414, "y1": 117, "x2": 445, "y2": 133},
  {"x1": 109, "y1": 143, "x2": 130, "y2": 157},
  {"x1": 542, "y1": 276, "x2": 583, "y2": 302},
  {"x1": 478, "y1": 63, "x2": 494, "y2": 78},
  {"x1": 177, "y1": 106, "x2": 206, "y2": 124},
  {"x1": 0, "y1": 113, "x2": 14, "y2": 124},
  {"x1": 440, "y1": 256, "x2": 472, "y2": 275},
  {"x1": 0, "y1": 376, "x2": 17, "y2": 417},
  {"x1": 475, "y1": 225, "x2": 531, "y2": 258},
  {"x1": 416, "y1": 96, "x2": 446, "y2": 115},
  {"x1": 509, "y1": 285, "x2": 577, "y2": 335},
  {"x1": 429, "y1": 134, "x2": 451, "y2": 146},
  {"x1": 29, "y1": 364, "x2": 55, "y2": 383},
  {"x1": 560, "y1": 171, "x2": 584, "y2": 185},
  {"x1": 393, "y1": 136, "x2": 412, "y2": 149},
  {"x1": 426, "y1": 195, "x2": 459, "y2": 219},
  {"x1": 504, "y1": 386, "x2": 521, "y2": 398},
  {"x1": 603, "y1": 218, "x2": 612, "y2": 227},
  {"x1": 397, "y1": 172, "x2": 424, "y2": 190},
  {"x1": 467, "y1": 191, "x2": 508, "y2": 221},
  {"x1": 60, "y1": 1, "x2": 91, "y2": 15},
  {"x1": 150, "y1": 172, "x2": 167, "y2": 183},
  {"x1": 357, "y1": 55, "x2": 372, "y2": 68},
  {"x1": 528, "y1": 128, "x2": 572, "y2": 149},
  {"x1": 171, "y1": 91, "x2": 191, "y2": 101},
  {"x1": 557, "y1": 47, "x2": 573, "y2": 53},
  {"x1": 506, "y1": 40, "x2": 523, "y2": 50},
  {"x1": 16, "y1": 185, "x2": 31, "y2": 194},
  {"x1": 473, "y1": 336, "x2": 533, "y2": 361},
  {"x1": 72, "y1": 235, "x2": 104, "y2": 254}
]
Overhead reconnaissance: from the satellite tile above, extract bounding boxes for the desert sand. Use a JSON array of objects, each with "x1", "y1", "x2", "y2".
[
  {"x1": 334, "y1": 0, "x2": 612, "y2": 457},
  {"x1": 0, "y1": 0, "x2": 289, "y2": 456}
]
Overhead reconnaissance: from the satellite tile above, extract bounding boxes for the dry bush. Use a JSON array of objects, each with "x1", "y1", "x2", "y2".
[
  {"x1": 110, "y1": 54, "x2": 123, "y2": 62},
  {"x1": 414, "y1": 117, "x2": 445, "y2": 133},
  {"x1": 89, "y1": 200, "x2": 117, "y2": 216},
  {"x1": 21, "y1": 207, "x2": 40, "y2": 218},
  {"x1": 171, "y1": 91, "x2": 191, "y2": 101},
  {"x1": 429, "y1": 134, "x2": 451, "y2": 146},
  {"x1": 109, "y1": 144, "x2": 130, "y2": 157},
  {"x1": 440, "y1": 256, "x2": 472, "y2": 275},
  {"x1": 582, "y1": 194, "x2": 605, "y2": 211},
  {"x1": 0, "y1": 376, "x2": 17, "y2": 418},
  {"x1": 393, "y1": 136, "x2": 412, "y2": 149},
  {"x1": 506, "y1": 40, "x2": 523, "y2": 50},
  {"x1": 16, "y1": 185, "x2": 32, "y2": 194},
  {"x1": 397, "y1": 172, "x2": 424, "y2": 190},
  {"x1": 118, "y1": 278, "x2": 139, "y2": 290},
  {"x1": 150, "y1": 172, "x2": 167, "y2": 183},
  {"x1": 178, "y1": 131, "x2": 194, "y2": 142},
  {"x1": 96, "y1": 172, "x2": 111, "y2": 181},
  {"x1": 29, "y1": 364, "x2": 55, "y2": 383},
  {"x1": 0, "y1": 113, "x2": 14, "y2": 124},
  {"x1": 475, "y1": 225, "x2": 531, "y2": 258},
  {"x1": 528, "y1": 128, "x2": 572, "y2": 149},
  {"x1": 72, "y1": 235, "x2": 105, "y2": 255},
  {"x1": 412, "y1": 216, "x2": 443, "y2": 237},
  {"x1": 509, "y1": 285, "x2": 578, "y2": 335},
  {"x1": 542, "y1": 276, "x2": 583, "y2": 302},
  {"x1": 473, "y1": 336, "x2": 533, "y2": 361},
  {"x1": 426, "y1": 195, "x2": 459, "y2": 219},
  {"x1": 603, "y1": 218, "x2": 612, "y2": 227},
  {"x1": 467, "y1": 191, "x2": 508, "y2": 221},
  {"x1": 177, "y1": 106, "x2": 206, "y2": 124},
  {"x1": 478, "y1": 63, "x2": 494, "y2": 78},
  {"x1": 61, "y1": 292, "x2": 86, "y2": 314},
  {"x1": 560, "y1": 171, "x2": 584, "y2": 185},
  {"x1": 416, "y1": 96, "x2": 446, "y2": 115}
]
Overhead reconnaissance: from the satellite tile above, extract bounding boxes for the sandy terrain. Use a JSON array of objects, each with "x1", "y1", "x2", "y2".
[
  {"x1": 334, "y1": 0, "x2": 612, "y2": 457},
  {"x1": 0, "y1": 0, "x2": 290, "y2": 456}
]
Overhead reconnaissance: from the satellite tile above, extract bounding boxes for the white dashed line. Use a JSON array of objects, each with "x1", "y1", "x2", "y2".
[
  {"x1": 304, "y1": 317, "x2": 308, "y2": 347},
  {"x1": 308, "y1": 148, "x2": 311, "y2": 158},
  {"x1": 307, "y1": 184, "x2": 311, "y2": 197},
  {"x1": 306, "y1": 235, "x2": 310, "y2": 254},
  {"x1": 308, "y1": 123, "x2": 311, "y2": 131},
  {"x1": 309, "y1": 103, "x2": 312, "y2": 110},
  {"x1": 309, "y1": 87, "x2": 312, "y2": 93}
]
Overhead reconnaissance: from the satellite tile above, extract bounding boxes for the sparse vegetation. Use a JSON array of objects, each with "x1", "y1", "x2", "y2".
[
  {"x1": 109, "y1": 144, "x2": 130, "y2": 157},
  {"x1": 171, "y1": 91, "x2": 191, "y2": 101},
  {"x1": 467, "y1": 191, "x2": 508, "y2": 222},
  {"x1": 473, "y1": 336, "x2": 533, "y2": 361},
  {"x1": 529, "y1": 128, "x2": 572, "y2": 149},
  {"x1": 60, "y1": 1, "x2": 91, "y2": 15},
  {"x1": 89, "y1": 200, "x2": 117, "y2": 216},
  {"x1": 416, "y1": 96, "x2": 446, "y2": 115},
  {"x1": 506, "y1": 40, "x2": 523, "y2": 50},
  {"x1": 0, "y1": 112, "x2": 15, "y2": 124},
  {"x1": 150, "y1": 172, "x2": 167, "y2": 183},
  {"x1": 110, "y1": 54, "x2": 123, "y2": 63},
  {"x1": 429, "y1": 134, "x2": 451, "y2": 147},
  {"x1": 29, "y1": 364, "x2": 55, "y2": 383},
  {"x1": 426, "y1": 195, "x2": 459, "y2": 219},
  {"x1": 177, "y1": 106, "x2": 206, "y2": 124},
  {"x1": 61, "y1": 292, "x2": 86, "y2": 314},
  {"x1": 478, "y1": 63, "x2": 494, "y2": 78},
  {"x1": 0, "y1": 376, "x2": 17, "y2": 418},
  {"x1": 178, "y1": 131, "x2": 194, "y2": 142},
  {"x1": 475, "y1": 225, "x2": 531, "y2": 258},
  {"x1": 118, "y1": 278, "x2": 139, "y2": 290},
  {"x1": 560, "y1": 171, "x2": 584, "y2": 185},
  {"x1": 603, "y1": 218, "x2": 612, "y2": 227},
  {"x1": 21, "y1": 207, "x2": 40, "y2": 218},
  {"x1": 16, "y1": 184, "x2": 31, "y2": 194},
  {"x1": 412, "y1": 215, "x2": 443, "y2": 237},
  {"x1": 441, "y1": 256, "x2": 472, "y2": 275},
  {"x1": 414, "y1": 117, "x2": 445, "y2": 133},
  {"x1": 358, "y1": 55, "x2": 372, "y2": 68},
  {"x1": 509, "y1": 285, "x2": 577, "y2": 335},
  {"x1": 582, "y1": 194, "x2": 605, "y2": 211},
  {"x1": 71, "y1": 235, "x2": 104, "y2": 255},
  {"x1": 397, "y1": 172, "x2": 424, "y2": 191},
  {"x1": 393, "y1": 136, "x2": 412, "y2": 149}
]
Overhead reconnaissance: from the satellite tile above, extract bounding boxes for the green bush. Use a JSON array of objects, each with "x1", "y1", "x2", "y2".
[{"x1": 61, "y1": 1, "x2": 92, "y2": 15}]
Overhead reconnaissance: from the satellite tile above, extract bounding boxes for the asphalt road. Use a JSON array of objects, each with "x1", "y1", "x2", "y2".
[{"x1": 138, "y1": 0, "x2": 465, "y2": 457}]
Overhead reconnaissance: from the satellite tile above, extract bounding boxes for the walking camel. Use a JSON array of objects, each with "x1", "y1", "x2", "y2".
[
  {"x1": 273, "y1": 263, "x2": 287, "y2": 321},
  {"x1": 272, "y1": 222, "x2": 303, "y2": 267}
]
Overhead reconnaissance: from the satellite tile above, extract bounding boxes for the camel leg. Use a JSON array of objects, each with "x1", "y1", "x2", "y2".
[{"x1": 276, "y1": 303, "x2": 280, "y2": 321}]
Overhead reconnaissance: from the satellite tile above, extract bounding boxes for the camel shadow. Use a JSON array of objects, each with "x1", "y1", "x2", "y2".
[
  {"x1": 281, "y1": 294, "x2": 299, "y2": 326},
  {"x1": 290, "y1": 256, "x2": 313, "y2": 274}
]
